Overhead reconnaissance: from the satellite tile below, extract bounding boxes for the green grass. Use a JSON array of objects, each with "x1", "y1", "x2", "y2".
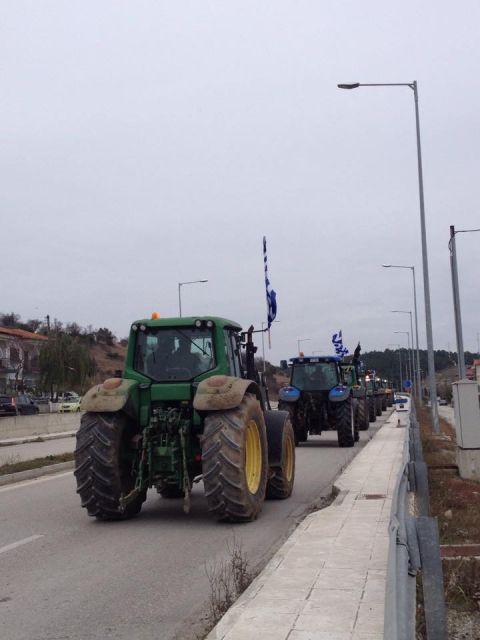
[{"x1": 0, "y1": 452, "x2": 74, "y2": 476}]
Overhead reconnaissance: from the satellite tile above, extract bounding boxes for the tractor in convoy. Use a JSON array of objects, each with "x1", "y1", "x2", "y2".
[
  {"x1": 74, "y1": 316, "x2": 295, "y2": 522},
  {"x1": 364, "y1": 371, "x2": 384, "y2": 422},
  {"x1": 278, "y1": 355, "x2": 357, "y2": 448},
  {"x1": 341, "y1": 362, "x2": 369, "y2": 432}
]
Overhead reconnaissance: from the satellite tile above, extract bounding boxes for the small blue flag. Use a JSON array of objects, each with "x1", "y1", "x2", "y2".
[{"x1": 332, "y1": 330, "x2": 349, "y2": 357}]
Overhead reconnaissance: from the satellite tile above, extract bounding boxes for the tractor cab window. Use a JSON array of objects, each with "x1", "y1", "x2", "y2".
[
  {"x1": 134, "y1": 327, "x2": 216, "y2": 381},
  {"x1": 291, "y1": 361, "x2": 339, "y2": 391},
  {"x1": 342, "y1": 367, "x2": 355, "y2": 386},
  {"x1": 224, "y1": 330, "x2": 242, "y2": 377}
]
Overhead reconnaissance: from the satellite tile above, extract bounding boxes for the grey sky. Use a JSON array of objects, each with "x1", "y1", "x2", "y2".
[{"x1": 2, "y1": 1, "x2": 479, "y2": 364}]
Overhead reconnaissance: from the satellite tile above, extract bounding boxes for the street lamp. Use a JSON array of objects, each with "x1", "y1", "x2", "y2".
[
  {"x1": 339, "y1": 80, "x2": 439, "y2": 432},
  {"x1": 178, "y1": 280, "x2": 208, "y2": 317},
  {"x1": 261, "y1": 321, "x2": 280, "y2": 374},
  {"x1": 297, "y1": 338, "x2": 312, "y2": 355},
  {"x1": 382, "y1": 264, "x2": 421, "y2": 401},
  {"x1": 448, "y1": 226, "x2": 480, "y2": 380},
  {"x1": 391, "y1": 310, "x2": 416, "y2": 397},
  {"x1": 395, "y1": 331, "x2": 412, "y2": 386},
  {"x1": 388, "y1": 343, "x2": 403, "y2": 392}
]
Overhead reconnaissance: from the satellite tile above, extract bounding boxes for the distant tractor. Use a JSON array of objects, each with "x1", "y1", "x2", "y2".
[
  {"x1": 364, "y1": 372, "x2": 383, "y2": 422},
  {"x1": 74, "y1": 317, "x2": 295, "y2": 522},
  {"x1": 341, "y1": 363, "x2": 369, "y2": 432},
  {"x1": 278, "y1": 356, "x2": 357, "y2": 448}
]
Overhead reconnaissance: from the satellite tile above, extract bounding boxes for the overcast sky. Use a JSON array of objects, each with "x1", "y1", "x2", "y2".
[{"x1": 2, "y1": 1, "x2": 479, "y2": 364}]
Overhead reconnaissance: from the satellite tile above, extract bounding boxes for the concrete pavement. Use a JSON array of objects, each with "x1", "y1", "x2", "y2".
[{"x1": 207, "y1": 408, "x2": 405, "y2": 640}]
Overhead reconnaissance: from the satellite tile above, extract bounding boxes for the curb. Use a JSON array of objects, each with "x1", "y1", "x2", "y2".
[{"x1": 0, "y1": 461, "x2": 75, "y2": 487}]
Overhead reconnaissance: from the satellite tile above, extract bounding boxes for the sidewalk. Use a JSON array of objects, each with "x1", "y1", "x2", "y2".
[{"x1": 207, "y1": 409, "x2": 406, "y2": 640}]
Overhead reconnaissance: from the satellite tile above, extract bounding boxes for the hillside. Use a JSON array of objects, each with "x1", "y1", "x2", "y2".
[{"x1": 91, "y1": 342, "x2": 127, "y2": 382}]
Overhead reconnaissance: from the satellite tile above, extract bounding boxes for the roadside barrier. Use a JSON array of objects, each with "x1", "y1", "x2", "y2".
[{"x1": 384, "y1": 400, "x2": 447, "y2": 640}]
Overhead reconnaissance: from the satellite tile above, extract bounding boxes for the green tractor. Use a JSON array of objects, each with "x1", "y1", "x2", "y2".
[
  {"x1": 364, "y1": 371, "x2": 383, "y2": 422},
  {"x1": 74, "y1": 316, "x2": 295, "y2": 522},
  {"x1": 341, "y1": 363, "x2": 369, "y2": 432}
]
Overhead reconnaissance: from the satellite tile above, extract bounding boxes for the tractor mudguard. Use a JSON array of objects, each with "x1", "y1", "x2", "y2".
[
  {"x1": 351, "y1": 385, "x2": 366, "y2": 399},
  {"x1": 328, "y1": 385, "x2": 350, "y2": 403},
  {"x1": 193, "y1": 375, "x2": 262, "y2": 411},
  {"x1": 278, "y1": 385, "x2": 301, "y2": 403},
  {"x1": 81, "y1": 378, "x2": 139, "y2": 418}
]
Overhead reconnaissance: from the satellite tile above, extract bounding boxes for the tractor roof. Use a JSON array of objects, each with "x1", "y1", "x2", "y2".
[
  {"x1": 132, "y1": 316, "x2": 243, "y2": 331},
  {"x1": 290, "y1": 356, "x2": 341, "y2": 363}
]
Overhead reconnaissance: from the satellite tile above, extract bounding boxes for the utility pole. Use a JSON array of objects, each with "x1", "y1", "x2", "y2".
[{"x1": 46, "y1": 315, "x2": 53, "y2": 402}]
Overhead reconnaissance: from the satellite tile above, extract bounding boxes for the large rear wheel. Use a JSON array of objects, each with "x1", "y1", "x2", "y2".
[
  {"x1": 202, "y1": 394, "x2": 268, "y2": 522},
  {"x1": 375, "y1": 395, "x2": 383, "y2": 416},
  {"x1": 335, "y1": 396, "x2": 355, "y2": 448},
  {"x1": 368, "y1": 396, "x2": 377, "y2": 423},
  {"x1": 264, "y1": 411, "x2": 295, "y2": 499},
  {"x1": 381, "y1": 394, "x2": 387, "y2": 411},
  {"x1": 74, "y1": 412, "x2": 146, "y2": 520},
  {"x1": 357, "y1": 396, "x2": 370, "y2": 431}
]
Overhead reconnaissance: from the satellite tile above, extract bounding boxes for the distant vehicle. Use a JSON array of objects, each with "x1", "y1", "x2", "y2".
[
  {"x1": 0, "y1": 396, "x2": 18, "y2": 417},
  {"x1": 0, "y1": 395, "x2": 40, "y2": 417},
  {"x1": 395, "y1": 396, "x2": 409, "y2": 412},
  {"x1": 59, "y1": 396, "x2": 82, "y2": 413},
  {"x1": 439, "y1": 399, "x2": 448, "y2": 406},
  {"x1": 16, "y1": 395, "x2": 40, "y2": 415}
]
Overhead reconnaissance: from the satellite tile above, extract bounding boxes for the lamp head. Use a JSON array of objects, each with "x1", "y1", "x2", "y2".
[{"x1": 338, "y1": 83, "x2": 360, "y2": 89}]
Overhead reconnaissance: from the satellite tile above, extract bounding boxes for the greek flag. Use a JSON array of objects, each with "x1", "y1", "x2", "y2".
[
  {"x1": 263, "y1": 236, "x2": 277, "y2": 328},
  {"x1": 332, "y1": 330, "x2": 349, "y2": 357}
]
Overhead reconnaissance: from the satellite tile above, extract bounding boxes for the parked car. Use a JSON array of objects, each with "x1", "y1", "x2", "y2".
[
  {"x1": 0, "y1": 396, "x2": 18, "y2": 417},
  {"x1": 58, "y1": 396, "x2": 82, "y2": 413},
  {"x1": 439, "y1": 399, "x2": 448, "y2": 406},
  {"x1": 16, "y1": 395, "x2": 40, "y2": 415}
]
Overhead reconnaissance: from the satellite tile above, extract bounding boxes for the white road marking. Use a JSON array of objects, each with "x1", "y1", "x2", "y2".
[
  {"x1": 0, "y1": 535, "x2": 44, "y2": 555},
  {"x1": 0, "y1": 471, "x2": 73, "y2": 494}
]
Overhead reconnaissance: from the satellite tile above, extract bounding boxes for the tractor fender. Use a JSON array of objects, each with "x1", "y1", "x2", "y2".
[
  {"x1": 81, "y1": 378, "x2": 139, "y2": 418},
  {"x1": 278, "y1": 385, "x2": 301, "y2": 403},
  {"x1": 351, "y1": 385, "x2": 366, "y2": 398},
  {"x1": 193, "y1": 375, "x2": 263, "y2": 412},
  {"x1": 328, "y1": 384, "x2": 351, "y2": 403}
]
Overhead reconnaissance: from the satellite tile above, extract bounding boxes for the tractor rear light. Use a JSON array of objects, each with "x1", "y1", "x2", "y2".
[
  {"x1": 195, "y1": 455, "x2": 202, "y2": 461},
  {"x1": 206, "y1": 320, "x2": 213, "y2": 328},
  {"x1": 103, "y1": 378, "x2": 122, "y2": 390},
  {"x1": 207, "y1": 375, "x2": 227, "y2": 387}
]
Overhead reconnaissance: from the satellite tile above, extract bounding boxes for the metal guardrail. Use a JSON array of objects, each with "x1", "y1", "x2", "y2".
[{"x1": 384, "y1": 400, "x2": 448, "y2": 640}]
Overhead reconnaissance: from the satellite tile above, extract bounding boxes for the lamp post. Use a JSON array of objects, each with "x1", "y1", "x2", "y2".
[
  {"x1": 448, "y1": 226, "x2": 480, "y2": 380},
  {"x1": 395, "y1": 331, "x2": 412, "y2": 386},
  {"x1": 261, "y1": 321, "x2": 280, "y2": 374},
  {"x1": 339, "y1": 80, "x2": 439, "y2": 432},
  {"x1": 389, "y1": 343, "x2": 403, "y2": 392},
  {"x1": 297, "y1": 338, "x2": 312, "y2": 355},
  {"x1": 391, "y1": 310, "x2": 416, "y2": 396},
  {"x1": 178, "y1": 280, "x2": 208, "y2": 317},
  {"x1": 382, "y1": 264, "x2": 421, "y2": 401}
]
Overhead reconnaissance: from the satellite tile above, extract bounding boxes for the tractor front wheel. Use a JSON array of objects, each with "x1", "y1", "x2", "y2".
[
  {"x1": 74, "y1": 412, "x2": 146, "y2": 520},
  {"x1": 264, "y1": 411, "x2": 295, "y2": 499},
  {"x1": 202, "y1": 394, "x2": 268, "y2": 522},
  {"x1": 335, "y1": 396, "x2": 355, "y2": 448}
]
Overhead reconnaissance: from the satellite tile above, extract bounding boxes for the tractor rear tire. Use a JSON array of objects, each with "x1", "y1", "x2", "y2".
[
  {"x1": 74, "y1": 411, "x2": 146, "y2": 520},
  {"x1": 375, "y1": 395, "x2": 383, "y2": 416},
  {"x1": 264, "y1": 411, "x2": 295, "y2": 499},
  {"x1": 335, "y1": 396, "x2": 355, "y2": 448},
  {"x1": 386, "y1": 393, "x2": 393, "y2": 408},
  {"x1": 357, "y1": 396, "x2": 370, "y2": 431},
  {"x1": 368, "y1": 396, "x2": 377, "y2": 423},
  {"x1": 202, "y1": 394, "x2": 268, "y2": 522},
  {"x1": 381, "y1": 395, "x2": 387, "y2": 411},
  {"x1": 278, "y1": 401, "x2": 304, "y2": 446}
]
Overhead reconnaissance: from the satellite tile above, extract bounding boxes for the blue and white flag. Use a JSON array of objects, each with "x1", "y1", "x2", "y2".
[
  {"x1": 263, "y1": 236, "x2": 277, "y2": 329},
  {"x1": 332, "y1": 330, "x2": 349, "y2": 357}
]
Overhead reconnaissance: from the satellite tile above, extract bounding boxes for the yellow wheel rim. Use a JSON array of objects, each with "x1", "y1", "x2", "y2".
[
  {"x1": 245, "y1": 419, "x2": 262, "y2": 494},
  {"x1": 285, "y1": 435, "x2": 294, "y2": 482}
]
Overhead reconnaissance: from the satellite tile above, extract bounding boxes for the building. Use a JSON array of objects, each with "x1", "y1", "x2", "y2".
[{"x1": 0, "y1": 327, "x2": 48, "y2": 393}]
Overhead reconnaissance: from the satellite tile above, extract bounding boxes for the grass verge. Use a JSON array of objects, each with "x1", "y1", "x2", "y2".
[
  {"x1": 416, "y1": 402, "x2": 480, "y2": 639},
  {"x1": 0, "y1": 452, "x2": 74, "y2": 476}
]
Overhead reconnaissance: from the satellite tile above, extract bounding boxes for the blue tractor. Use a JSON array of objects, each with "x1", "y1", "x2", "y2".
[{"x1": 278, "y1": 356, "x2": 357, "y2": 448}]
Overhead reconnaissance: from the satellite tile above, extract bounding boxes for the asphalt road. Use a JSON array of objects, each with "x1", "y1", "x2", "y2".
[
  {"x1": 0, "y1": 436, "x2": 76, "y2": 466},
  {"x1": 0, "y1": 413, "x2": 390, "y2": 640}
]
